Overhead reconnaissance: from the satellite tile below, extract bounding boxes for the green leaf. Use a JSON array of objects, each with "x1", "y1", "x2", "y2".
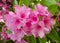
[
  {"x1": 0, "y1": 22, "x2": 5, "y2": 32},
  {"x1": 5, "y1": 29, "x2": 12, "y2": 34},
  {"x1": 0, "y1": 40, "x2": 15, "y2": 43},
  {"x1": 13, "y1": 0, "x2": 18, "y2": 5},
  {"x1": 0, "y1": 24, "x2": 2, "y2": 32},
  {"x1": 19, "y1": 0, "x2": 29, "y2": 6},
  {"x1": 55, "y1": 0, "x2": 60, "y2": 2},
  {"x1": 39, "y1": 16, "x2": 43, "y2": 21},
  {"x1": 19, "y1": 0, "x2": 23, "y2": 6},
  {"x1": 6, "y1": 40, "x2": 15, "y2": 43},
  {"x1": 24, "y1": 35, "x2": 29, "y2": 41},
  {"x1": 29, "y1": 35, "x2": 36, "y2": 43},
  {"x1": 47, "y1": 29, "x2": 60, "y2": 43},
  {"x1": 0, "y1": 40, "x2": 6, "y2": 43},
  {"x1": 23, "y1": 0, "x2": 29, "y2": 6},
  {"x1": 54, "y1": 17, "x2": 58, "y2": 28},
  {"x1": 40, "y1": 0, "x2": 57, "y2": 7},
  {"x1": 48, "y1": 5, "x2": 58, "y2": 15},
  {"x1": 37, "y1": 37, "x2": 47, "y2": 43},
  {"x1": 0, "y1": 7, "x2": 2, "y2": 10}
]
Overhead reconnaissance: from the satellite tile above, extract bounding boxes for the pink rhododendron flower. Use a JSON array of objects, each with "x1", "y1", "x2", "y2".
[
  {"x1": 58, "y1": 15, "x2": 60, "y2": 22},
  {"x1": 3, "y1": 4, "x2": 55, "y2": 42},
  {"x1": 2, "y1": 0, "x2": 6, "y2": 3},
  {"x1": 58, "y1": 14, "x2": 60, "y2": 26},
  {"x1": 0, "y1": 11, "x2": 4, "y2": 22}
]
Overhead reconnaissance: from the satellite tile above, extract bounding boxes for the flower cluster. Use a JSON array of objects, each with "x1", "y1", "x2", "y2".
[{"x1": 2, "y1": 4, "x2": 55, "y2": 43}]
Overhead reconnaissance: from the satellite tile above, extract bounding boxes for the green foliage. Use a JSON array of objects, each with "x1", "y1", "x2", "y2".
[
  {"x1": 56, "y1": 0, "x2": 60, "y2": 2},
  {"x1": 48, "y1": 5, "x2": 58, "y2": 15},
  {"x1": 37, "y1": 37, "x2": 47, "y2": 43},
  {"x1": 0, "y1": 22, "x2": 5, "y2": 32},
  {"x1": 6, "y1": 40, "x2": 15, "y2": 43},
  {"x1": 5, "y1": 29, "x2": 12, "y2": 34},
  {"x1": 13, "y1": 0, "x2": 18, "y2": 5},
  {"x1": 29, "y1": 35, "x2": 37, "y2": 43},
  {"x1": 0, "y1": 40, "x2": 15, "y2": 43},
  {"x1": 47, "y1": 29, "x2": 60, "y2": 43},
  {"x1": 19, "y1": 0, "x2": 29, "y2": 6},
  {"x1": 40, "y1": 0, "x2": 57, "y2": 7}
]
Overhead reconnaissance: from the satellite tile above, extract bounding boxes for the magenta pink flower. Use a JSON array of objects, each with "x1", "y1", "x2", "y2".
[
  {"x1": 0, "y1": 11, "x2": 4, "y2": 22},
  {"x1": 58, "y1": 15, "x2": 60, "y2": 22},
  {"x1": 2, "y1": 0, "x2": 6, "y2": 3},
  {"x1": 58, "y1": 15, "x2": 60, "y2": 26}
]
